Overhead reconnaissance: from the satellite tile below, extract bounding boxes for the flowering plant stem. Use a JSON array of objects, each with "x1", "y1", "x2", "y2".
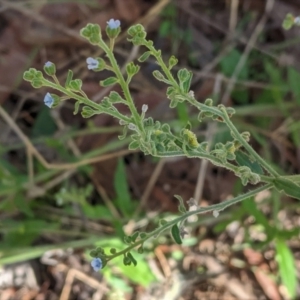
[
  {"x1": 145, "y1": 43, "x2": 279, "y2": 178},
  {"x1": 22, "y1": 21, "x2": 300, "y2": 270},
  {"x1": 105, "y1": 183, "x2": 273, "y2": 262},
  {"x1": 98, "y1": 40, "x2": 145, "y2": 135}
]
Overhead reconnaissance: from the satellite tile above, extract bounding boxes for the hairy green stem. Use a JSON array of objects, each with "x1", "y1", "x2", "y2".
[
  {"x1": 98, "y1": 41, "x2": 145, "y2": 135},
  {"x1": 106, "y1": 183, "x2": 273, "y2": 261},
  {"x1": 43, "y1": 79, "x2": 131, "y2": 123},
  {"x1": 155, "y1": 150, "x2": 273, "y2": 184},
  {"x1": 220, "y1": 106, "x2": 279, "y2": 177},
  {"x1": 144, "y1": 41, "x2": 279, "y2": 179}
]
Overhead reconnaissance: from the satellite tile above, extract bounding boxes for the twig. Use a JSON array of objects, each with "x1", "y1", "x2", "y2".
[
  {"x1": 134, "y1": 158, "x2": 167, "y2": 216},
  {"x1": 0, "y1": 105, "x2": 135, "y2": 170}
]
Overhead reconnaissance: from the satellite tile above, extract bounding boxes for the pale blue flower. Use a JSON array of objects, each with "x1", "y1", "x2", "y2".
[
  {"x1": 44, "y1": 61, "x2": 53, "y2": 67},
  {"x1": 86, "y1": 57, "x2": 99, "y2": 70},
  {"x1": 91, "y1": 257, "x2": 102, "y2": 272},
  {"x1": 44, "y1": 93, "x2": 54, "y2": 108},
  {"x1": 107, "y1": 19, "x2": 121, "y2": 29},
  {"x1": 294, "y1": 16, "x2": 300, "y2": 25}
]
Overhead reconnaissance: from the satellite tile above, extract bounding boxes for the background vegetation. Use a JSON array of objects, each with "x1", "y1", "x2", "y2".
[{"x1": 0, "y1": 0, "x2": 300, "y2": 299}]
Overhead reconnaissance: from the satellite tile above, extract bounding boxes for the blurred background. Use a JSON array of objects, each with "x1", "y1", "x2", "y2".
[{"x1": 0, "y1": 0, "x2": 300, "y2": 299}]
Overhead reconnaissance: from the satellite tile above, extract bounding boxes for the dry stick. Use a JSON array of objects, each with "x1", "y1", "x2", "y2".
[
  {"x1": 51, "y1": 109, "x2": 81, "y2": 157},
  {"x1": 93, "y1": 183, "x2": 121, "y2": 219},
  {"x1": 221, "y1": 0, "x2": 275, "y2": 104},
  {"x1": 134, "y1": 158, "x2": 167, "y2": 217},
  {"x1": 0, "y1": 105, "x2": 135, "y2": 170},
  {"x1": 59, "y1": 268, "x2": 108, "y2": 300},
  {"x1": 229, "y1": 0, "x2": 239, "y2": 37},
  {"x1": 1, "y1": 97, "x2": 26, "y2": 141},
  {"x1": 194, "y1": 74, "x2": 223, "y2": 205},
  {"x1": 26, "y1": 146, "x2": 34, "y2": 187}
]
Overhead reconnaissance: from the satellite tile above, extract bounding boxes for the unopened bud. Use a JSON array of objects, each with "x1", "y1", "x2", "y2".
[
  {"x1": 128, "y1": 123, "x2": 137, "y2": 130},
  {"x1": 213, "y1": 210, "x2": 219, "y2": 218},
  {"x1": 142, "y1": 104, "x2": 148, "y2": 113},
  {"x1": 188, "y1": 91, "x2": 195, "y2": 98}
]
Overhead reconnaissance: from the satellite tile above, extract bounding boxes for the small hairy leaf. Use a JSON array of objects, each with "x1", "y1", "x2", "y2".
[
  {"x1": 138, "y1": 51, "x2": 151, "y2": 62},
  {"x1": 236, "y1": 151, "x2": 263, "y2": 175},
  {"x1": 171, "y1": 224, "x2": 182, "y2": 244},
  {"x1": 65, "y1": 70, "x2": 73, "y2": 88},
  {"x1": 100, "y1": 77, "x2": 119, "y2": 87},
  {"x1": 127, "y1": 252, "x2": 137, "y2": 266},
  {"x1": 129, "y1": 140, "x2": 140, "y2": 150}
]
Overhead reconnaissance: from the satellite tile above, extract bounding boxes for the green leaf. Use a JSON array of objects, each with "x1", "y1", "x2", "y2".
[
  {"x1": 129, "y1": 140, "x2": 140, "y2": 150},
  {"x1": 127, "y1": 252, "x2": 137, "y2": 266},
  {"x1": 138, "y1": 51, "x2": 151, "y2": 62},
  {"x1": 14, "y1": 193, "x2": 33, "y2": 217},
  {"x1": 81, "y1": 106, "x2": 99, "y2": 118},
  {"x1": 241, "y1": 197, "x2": 274, "y2": 239},
  {"x1": 275, "y1": 239, "x2": 297, "y2": 299},
  {"x1": 235, "y1": 151, "x2": 264, "y2": 175},
  {"x1": 73, "y1": 101, "x2": 80, "y2": 115},
  {"x1": 32, "y1": 79, "x2": 43, "y2": 88},
  {"x1": 126, "y1": 62, "x2": 140, "y2": 76},
  {"x1": 174, "y1": 195, "x2": 187, "y2": 213},
  {"x1": 100, "y1": 77, "x2": 119, "y2": 87},
  {"x1": 273, "y1": 178, "x2": 300, "y2": 200},
  {"x1": 158, "y1": 20, "x2": 171, "y2": 37},
  {"x1": 282, "y1": 14, "x2": 294, "y2": 30},
  {"x1": 152, "y1": 70, "x2": 170, "y2": 84},
  {"x1": 169, "y1": 98, "x2": 178, "y2": 108},
  {"x1": 220, "y1": 49, "x2": 248, "y2": 80},
  {"x1": 177, "y1": 68, "x2": 190, "y2": 82},
  {"x1": 168, "y1": 55, "x2": 178, "y2": 69},
  {"x1": 177, "y1": 69, "x2": 193, "y2": 93},
  {"x1": 31, "y1": 106, "x2": 57, "y2": 137},
  {"x1": 99, "y1": 240, "x2": 155, "y2": 287},
  {"x1": 131, "y1": 231, "x2": 139, "y2": 242},
  {"x1": 171, "y1": 224, "x2": 182, "y2": 244},
  {"x1": 65, "y1": 69, "x2": 73, "y2": 88},
  {"x1": 109, "y1": 91, "x2": 124, "y2": 103},
  {"x1": 287, "y1": 67, "x2": 300, "y2": 104},
  {"x1": 118, "y1": 125, "x2": 128, "y2": 140},
  {"x1": 69, "y1": 79, "x2": 82, "y2": 91},
  {"x1": 114, "y1": 158, "x2": 133, "y2": 216},
  {"x1": 124, "y1": 236, "x2": 132, "y2": 244}
]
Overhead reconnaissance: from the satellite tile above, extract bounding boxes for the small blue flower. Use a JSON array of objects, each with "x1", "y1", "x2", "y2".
[
  {"x1": 44, "y1": 61, "x2": 53, "y2": 67},
  {"x1": 86, "y1": 57, "x2": 99, "y2": 70},
  {"x1": 294, "y1": 16, "x2": 300, "y2": 25},
  {"x1": 91, "y1": 257, "x2": 102, "y2": 272},
  {"x1": 44, "y1": 93, "x2": 54, "y2": 108},
  {"x1": 107, "y1": 19, "x2": 121, "y2": 30}
]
